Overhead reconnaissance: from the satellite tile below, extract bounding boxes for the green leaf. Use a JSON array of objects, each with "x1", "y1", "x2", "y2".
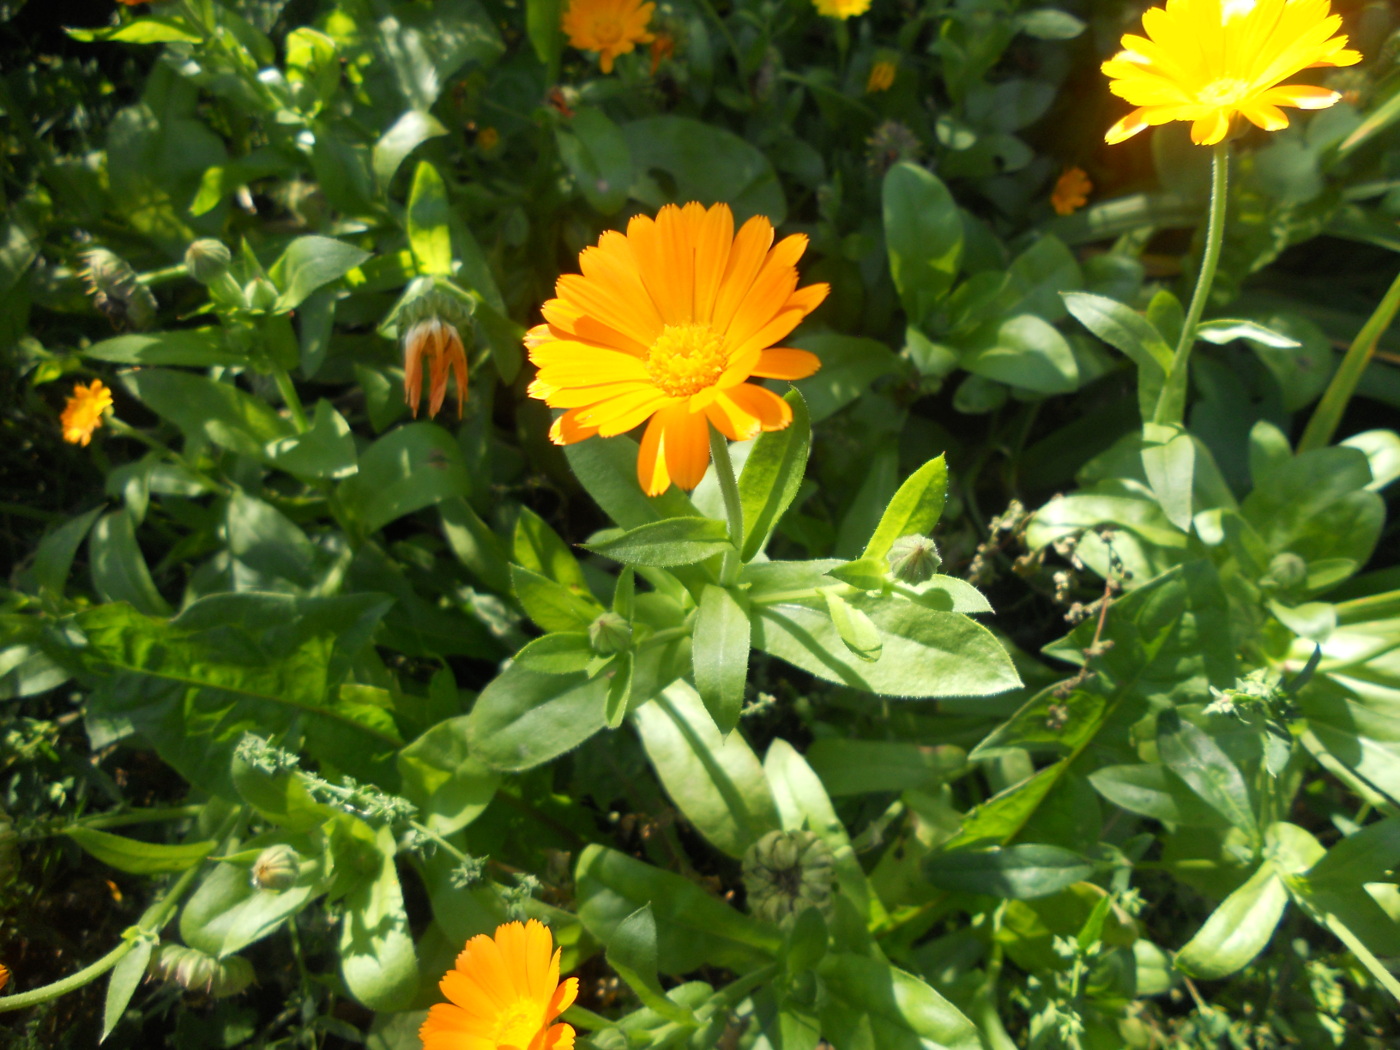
[
  {"x1": 961, "y1": 314, "x2": 1079, "y2": 394},
  {"x1": 514, "y1": 507, "x2": 590, "y2": 593},
  {"x1": 406, "y1": 161, "x2": 453, "y2": 275},
  {"x1": 103, "y1": 934, "x2": 154, "y2": 1042},
  {"x1": 65, "y1": 827, "x2": 215, "y2": 874},
  {"x1": 85, "y1": 328, "x2": 246, "y2": 367},
  {"x1": 604, "y1": 652, "x2": 634, "y2": 729},
  {"x1": 861, "y1": 456, "x2": 948, "y2": 564},
  {"x1": 269, "y1": 236, "x2": 371, "y2": 312},
  {"x1": 738, "y1": 390, "x2": 810, "y2": 561},
  {"x1": 1086, "y1": 763, "x2": 1224, "y2": 826},
  {"x1": 1063, "y1": 292, "x2": 1172, "y2": 372},
  {"x1": 468, "y1": 665, "x2": 609, "y2": 771},
  {"x1": 575, "y1": 844, "x2": 780, "y2": 974},
  {"x1": 1195, "y1": 319, "x2": 1300, "y2": 349},
  {"x1": 621, "y1": 116, "x2": 786, "y2": 226},
  {"x1": 1156, "y1": 709, "x2": 1258, "y2": 840},
  {"x1": 922, "y1": 843, "x2": 1094, "y2": 900},
  {"x1": 883, "y1": 162, "x2": 962, "y2": 327},
  {"x1": 824, "y1": 558, "x2": 888, "y2": 592},
  {"x1": 632, "y1": 682, "x2": 781, "y2": 857},
  {"x1": 753, "y1": 594, "x2": 1017, "y2": 699},
  {"x1": 511, "y1": 564, "x2": 603, "y2": 633},
  {"x1": 805, "y1": 739, "x2": 965, "y2": 797},
  {"x1": 339, "y1": 825, "x2": 418, "y2": 1011},
  {"x1": 564, "y1": 437, "x2": 699, "y2": 529},
  {"x1": 33, "y1": 505, "x2": 105, "y2": 596},
  {"x1": 525, "y1": 0, "x2": 564, "y2": 74},
  {"x1": 68, "y1": 18, "x2": 201, "y2": 43},
  {"x1": 557, "y1": 108, "x2": 632, "y2": 215},
  {"x1": 1175, "y1": 861, "x2": 1288, "y2": 979},
  {"x1": 817, "y1": 953, "x2": 981, "y2": 1050},
  {"x1": 121, "y1": 369, "x2": 293, "y2": 463},
  {"x1": 90, "y1": 510, "x2": 170, "y2": 616},
  {"x1": 374, "y1": 111, "x2": 448, "y2": 190},
  {"x1": 513, "y1": 632, "x2": 595, "y2": 675},
  {"x1": 337, "y1": 423, "x2": 472, "y2": 534},
  {"x1": 607, "y1": 906, "x2": 698, "y2": 1025},
  {"x1": 226, "y1": 491, "x2": 317, "y2": 589},
  {"x1": 585, "y1": 516, "x2": 733, "y2": 568},
  {"x1": 1016, "y1": 8, "x2": 1086, "y2": 39},
  {"x1": 1141, "y1": 424, "x2": 1195, "y2": 531},
  {"x1": 69, "y1": 594, "x2": 394, "y2": 799},
  {"x1": 823, "y1": 591, "x2": 883, "y2": 662},
  {"x1": 265, "y1": 399, "x2": 357, "y2": 480},
  {"x1": 692, "y1": 585, "x2": 751, "y2": 733},
  {"x1": 397, "y1": 716, "x2": 501, "y2": 836},
  {"x1": 791, "y1": 334, "x2": 901, "y2": 423}
]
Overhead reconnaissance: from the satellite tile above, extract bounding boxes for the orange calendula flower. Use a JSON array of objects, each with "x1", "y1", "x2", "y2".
[
  {"x1": 404, "y1": 318, "x2": 469, "y2": 419},
  {"x1": 1102, "y1": 0, "x2": 1362, "y2": 146},
  {"x1": 526, "y1": 202, "x2": 828, "y2": 496},
  {"x1": 814, "y1": 0, "x2": 872, "y2": 18},
  {"x1": 866, "y1": 59, "x2": 896, "y2": 93},
  {"x1": 61, "y1": 380, "x2": 113, "y2": 446},
  {"x1": 1051, "y1": 167, "x2": 1092, "y2": 215},
  {"x1": 561, "y1": 0, "x2": 655, "y2": 75},
  {"x1": 0, "y1": 963, "x2": 8, "y2": 992},
  {"x1": 421, "y1": 920, "x2": 577, "y2": 1050}
]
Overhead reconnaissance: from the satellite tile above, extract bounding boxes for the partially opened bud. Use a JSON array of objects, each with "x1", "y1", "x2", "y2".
[
  {"x1": 250, "y1": 844, "x2": 300, "y2": 891},
  {"x1": 887, "y1": 534, "x2": 941, "y2": 584},
  {"x1": 151, "y1": 944, "x2": 254, "y2": 998},
  {"x1": 588, "y1": 611, "x2": 632, "y2": 655},
  {"x1": 81, "y1": 248, "x2": 157, "y2": 331}
]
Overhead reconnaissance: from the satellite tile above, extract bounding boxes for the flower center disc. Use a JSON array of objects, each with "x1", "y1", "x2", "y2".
[
  {"x1": 1196, "y1": 77, "x2": 1251, "y2": 107},
  {"x1": 646, "y1": 323, "x2": 728, "y2": 398},
  {"x1": 590, "y1": 14, "x2": 625, "y2": 45},
  {"x1": 492, "y1": 998, "x2": 546, "y2": 1049}
]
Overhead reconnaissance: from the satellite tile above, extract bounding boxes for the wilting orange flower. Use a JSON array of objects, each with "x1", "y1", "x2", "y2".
[
  {"x1": 404, "y1": 318, "x2": 468, "y2": 419},
  {"x1": 526, "y1": 202, "x2": 828, "y2": 496},
  {"x1": 420, "y1": 920, "x2": 577, "y2": 1050},
  {"x1": 61, "y1": 380, "x2": 113, "y2": 446},
  {"x1": 561, "y1": 0, "x2": 655, "y2": 74},
  {"x1": 649, "y1": 33, "x2": 675, "y2": 76},
  {"x1": 0, "y1": 963, "x2": 8, "y2": 992},
  {"x1": 813, "y1": 0, "x2": 871, "y2": 18},
  {"x1": 1051, "y1": 167, "x2": 1092, "y2": 215},
  {"x1": 866, "y1": 59, "x2": 896, "y2": 93},
  {"x1": 1102, "y1": 0, "x2": 1361, "y2": 146}
]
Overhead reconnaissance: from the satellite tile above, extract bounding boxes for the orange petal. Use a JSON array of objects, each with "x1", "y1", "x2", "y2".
[
  {"x1": 724, "y1": 383, "x2": 792, "y2": 431},
  {"x1": 705, "y1": 392, "x2": 763, "y2": 441},
  {"x1": 661, "y1": 406, "x2": 712, "y2": 491},
  {"x1": 637, "y1": 409, "x2": 672, "y2": 495},
  {"x1": 752, "y1": 347, "x2": 821, "y2": 380},
  {"x1": 1104, "y1": 107, "x2": 1150, "y2": 144}
]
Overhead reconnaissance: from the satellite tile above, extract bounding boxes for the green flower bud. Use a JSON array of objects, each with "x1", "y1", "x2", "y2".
[
  {"x1": 742, "y1": 829, "x2": 835, "y2": 926},
  {"x1": 80, "y1": 248, "x2": 157, "y2": 331},
  {"x1": 250, "y1": 844, "x2": 299, "y2": 891},
  {"x1": 887, "y1": 534, "x2": 941, "y2": 584},
  {"x1": 151, "y1": 944, "x2": 254, "y2": 998},
  {"x1": 183, "y1": 239, "x2": 232, "y2": 284},
  {"x1": 245, "y1": 276, "x2": 279, "y2": 312},
  {"x1": 1260, "y1": 552, "x2": 1307, "y2": 592},
  {"x1": 588, "y1": 611, "x2": 633, "y2": 655}
]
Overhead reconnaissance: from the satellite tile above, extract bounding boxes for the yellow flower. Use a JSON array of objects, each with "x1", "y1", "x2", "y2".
[
  {"x1": 814, "y1": 0, "x2": 871, "y2": 18},
  {"x1": 60, "y1": 380, "x2": 113, "y2": 446},
  {"x1": 1051, "y1": 167, "x2": 1092, "y2": 215},
  {"x1": 526, "y1": 202, "x2": 828, "y2": 496},
  {"x1": 404, "y1": 317, "x2": 469, "y2": 419},
  {"x1": 866, "y1": 59, "x2": 897, "y2": 93},
  {"x1": 1102, "y1": 0, "x2": 1362, "y2": 146},
  {"x1": 561, "y1": 0, "x2": 655, "y2": 74},
  {"x1": 420, "y1": 920, "x2": 578, "y2": 1050}
]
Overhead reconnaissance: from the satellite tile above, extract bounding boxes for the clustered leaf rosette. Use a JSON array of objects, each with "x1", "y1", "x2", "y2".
[
  {"x1": 1102, "y1": 0, "x2": 1361, "y2": 146},
  {"x1": 525, "y1": 201, "x2": 829, "y2": 496}
]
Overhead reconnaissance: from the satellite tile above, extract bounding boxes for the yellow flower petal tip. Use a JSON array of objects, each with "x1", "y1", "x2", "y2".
[
  {"x1": 525, "y1": 201, "x2": 828, "y2": 496},
  {"x1": 404, "y1": 318, "x2": 469, "y2": 420},
  {"x1": 420, "y1": 920, "x2": 578, "y2": 1050},
  {"x1": 866, "y1": 59, "x2": 897, "y2": 93},
  {"x1": 561, "y1": 0, "x2": 655, "y2": 74},
  {"x1": 814, "y1": 0, "x2": 871, "y2": 18},
  {"x1": 1051, "y1": 167, "x2": 1092, "y2": 215},
  {"x1": 60, "y1": 379, "x2": 113, "y2": 447},
  {"x1": 1101, "y1": 0, "x2": 1361, "y2": 146}
]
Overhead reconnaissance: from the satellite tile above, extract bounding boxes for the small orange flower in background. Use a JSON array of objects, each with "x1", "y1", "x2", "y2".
[
  {"x1": 1102, "y1": 0, "x2": 1361, "y2": 146},
  {"x1": 526, "y1": 202, "x2": 829, "y2": 496},
  {"x1": 0, "y1": 962, "x2": 9, "y2": 992},
  {"x1": 649, "y1": 33, "x2": 675, "y2": 76},
  {"x1": 866, "y1": 59, "x2": 896, "y2": 94},
  {"x1": 404, "y1": 318, "x2": 469, "y2": 419},
  {"x1": 561, "y1": 0, "x2": 655, "y2": 75},
  {"x1": 421, "y1": 920, "x2": 577, "y2": 1050},
  {"x1": 813, "y1": 0, "x2": 872, "y2": 19},
  {"x1": 1051, "y1": 167, "x2": 1092, "y2": 215},
  {"x1": 477, "y1": 126, "x2": 501, "y2": 152},
  {"x1": 61, "y1": 379, "x2": 113, "y2": 446}
]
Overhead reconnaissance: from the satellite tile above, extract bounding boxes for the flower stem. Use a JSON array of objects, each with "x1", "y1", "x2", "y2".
[
  {"x1": 708, "y1": 426, "x2": 744, "y2": 585},
  {"x1": 1153, "y1": 140, "x2": 1230, "y2": 427},
  {"x1": 1298, "y1": 266, "x2": 1400, "y2": 453},
  {"x1": 272, "y1": 367, "x2": 309, "y2": 433},
  {"x1": 0, "y1": 809, "x2": 240, "y2": 1013}
]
